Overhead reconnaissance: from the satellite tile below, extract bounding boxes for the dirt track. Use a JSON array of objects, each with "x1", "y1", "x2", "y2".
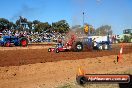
[
  {"x1": 0, "y1": 43, "x2": 132, "y2": 67},
  {"x1": 0, "y1": 43, "x2": 132, "y2": 88},
  {"x1": 0, "y1": 52, "x2": 132, "y2": 88}
]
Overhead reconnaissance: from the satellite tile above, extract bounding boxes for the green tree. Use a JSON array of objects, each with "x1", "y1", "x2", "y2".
[
  {"x1": 27, "y1": 21, "x2": 32, "y2": 29},
  {"x1": 0, "y1": 18, "x2": 10, "y2": 31},
  {"x1": 32, "y1": 20, "x2": 41, "y2": 32},
  {"x1": 123, "y1": 35, "x2": 130, "y2": 43},
  {"x1": 0, "y1": 18, "x2": 17, "y2": 32},
  {"x1": 33, "y1": 20, "x2": 40, "y2": 24},
  {"x1": 95, "y1": 25, "x2": 112, "y2": 36},
  {"x1": 0, "y1": 18, "x2": 9, "y2": 24},
  {"x1": 8, "y1": 22, "x2": 16, "y2": 30},
  {"x1": 52, "y1": 20, "x2": 69, "y2": 33},
  {"x1": 32, "y1": 20, "x2": 51, "y2": 32},
  {"x1": 37, "y1": 22, "x2": 51, "y2": 32}
]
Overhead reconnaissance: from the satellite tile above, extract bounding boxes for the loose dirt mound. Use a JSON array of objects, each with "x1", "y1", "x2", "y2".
[{"x1": 0, "y1": 43, "x2": 131, "y2": 67}]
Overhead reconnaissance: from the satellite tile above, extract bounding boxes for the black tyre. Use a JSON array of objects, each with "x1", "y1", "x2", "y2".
[
  {"x1": 1, "y1": 42, "x2": 4, "y2": 47},
  {"x1": 55, "y1": 49, "x2": 59, "y2": 53},
  {"x1": 65, "y1": 49, "x2": 69, "y2": 52},
  {"x1": 19, "y1": 37, "x2": 28, "y2": 46},
  {"x1": 48, "y1": 48, "x2": 51, "y2": 52},
  {"x1": 103, "y1": 43, "x2": 109, "y2": 50},
  {"x1": 98, "y1": 44, "x2": 103, "y2": 50},
  {"x1": 92, "y1": 42, "x2": 99, "y2": 50},
  {"x1": 76, "y1": 75, "x2": 87, "y2": 85},
  {"x1": 4, "y1": 42, "x2": 10, "y2": 47},
  {"x1": 72, "y1": 41, "x2": 83, "y2": 52},
  {"x1": 14, "y1": 42, "x2": 19, "y2": 46}
]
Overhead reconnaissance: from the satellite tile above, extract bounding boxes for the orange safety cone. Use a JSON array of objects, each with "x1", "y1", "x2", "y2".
[
  {"x1": 117, "y1": 43, "x2": 124, "y2": 63},
  {"x1": 117, "y1": 53, "x2": 121, "y2": 62},
  {"x1": 78, "y1": 67, "x2": 85, "y2": 76}
]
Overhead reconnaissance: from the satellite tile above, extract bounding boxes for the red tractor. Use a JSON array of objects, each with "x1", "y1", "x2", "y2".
[{"x1": 48, "y1": 34, "x2": 83, "y2": 53}]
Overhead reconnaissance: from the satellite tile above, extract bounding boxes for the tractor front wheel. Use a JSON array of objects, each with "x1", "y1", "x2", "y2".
[
  {"x1": 48, "y1": 48, "x2": 51, "y2": 52},
  {"x1": 55, "y1": 49, "x2": 59, "y2": 53},
  {"x1": 4, "y1": 42, "x2": 10, "y2": 47}
]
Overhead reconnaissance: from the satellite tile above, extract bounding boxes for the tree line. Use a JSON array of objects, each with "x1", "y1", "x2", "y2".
[
  {"x1": 0, "y1": 16, "x2": 113, "y2": 35},
  {"x1": 71, "y1": 24, "x2": 112, "y2": 36},
  {"x1": 0, "y1": 16, "x2": 70, "y2": 33}
]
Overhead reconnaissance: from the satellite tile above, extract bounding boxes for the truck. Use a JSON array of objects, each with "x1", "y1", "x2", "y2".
[{"x1": 116, "y1": 29, "x2": 132, "y2": 43}]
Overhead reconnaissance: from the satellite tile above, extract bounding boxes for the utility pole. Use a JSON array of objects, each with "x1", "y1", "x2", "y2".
[
  {"x1": 83, "y1": 12, "x2": 85, "y2": 35},
  {"x1": 83, "y1": 12, "x2": 85, "y2": 27}
]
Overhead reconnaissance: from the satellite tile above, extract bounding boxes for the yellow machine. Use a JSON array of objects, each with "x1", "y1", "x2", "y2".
[{"x1": 84, "y1": 24, "x2": 89, "y2": 33}]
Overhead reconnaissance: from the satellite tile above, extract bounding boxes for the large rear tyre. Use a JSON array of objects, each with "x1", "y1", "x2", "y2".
[
  {"x1": 72, "y1": 41, "x2": 83, "y2": 52},
  {"x1": 19, "y1": 37, "x2": 28, "y2": 47}
]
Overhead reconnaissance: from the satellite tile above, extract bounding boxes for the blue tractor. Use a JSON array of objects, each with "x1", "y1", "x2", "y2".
[
  {"x1": 72, "y1": 35, "x2": 111, "y2": 52},
  {"x1": 0, "y1": 35, "x2": 28, "y2": 47}
]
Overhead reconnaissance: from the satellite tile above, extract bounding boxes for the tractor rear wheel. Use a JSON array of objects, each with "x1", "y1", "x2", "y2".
[
  {"x1": 72, "y1": 41, "x2": 83, "y2": 52},
  {"x1": 19, "y1": 37, "x2": 28, "y2": 46}
]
